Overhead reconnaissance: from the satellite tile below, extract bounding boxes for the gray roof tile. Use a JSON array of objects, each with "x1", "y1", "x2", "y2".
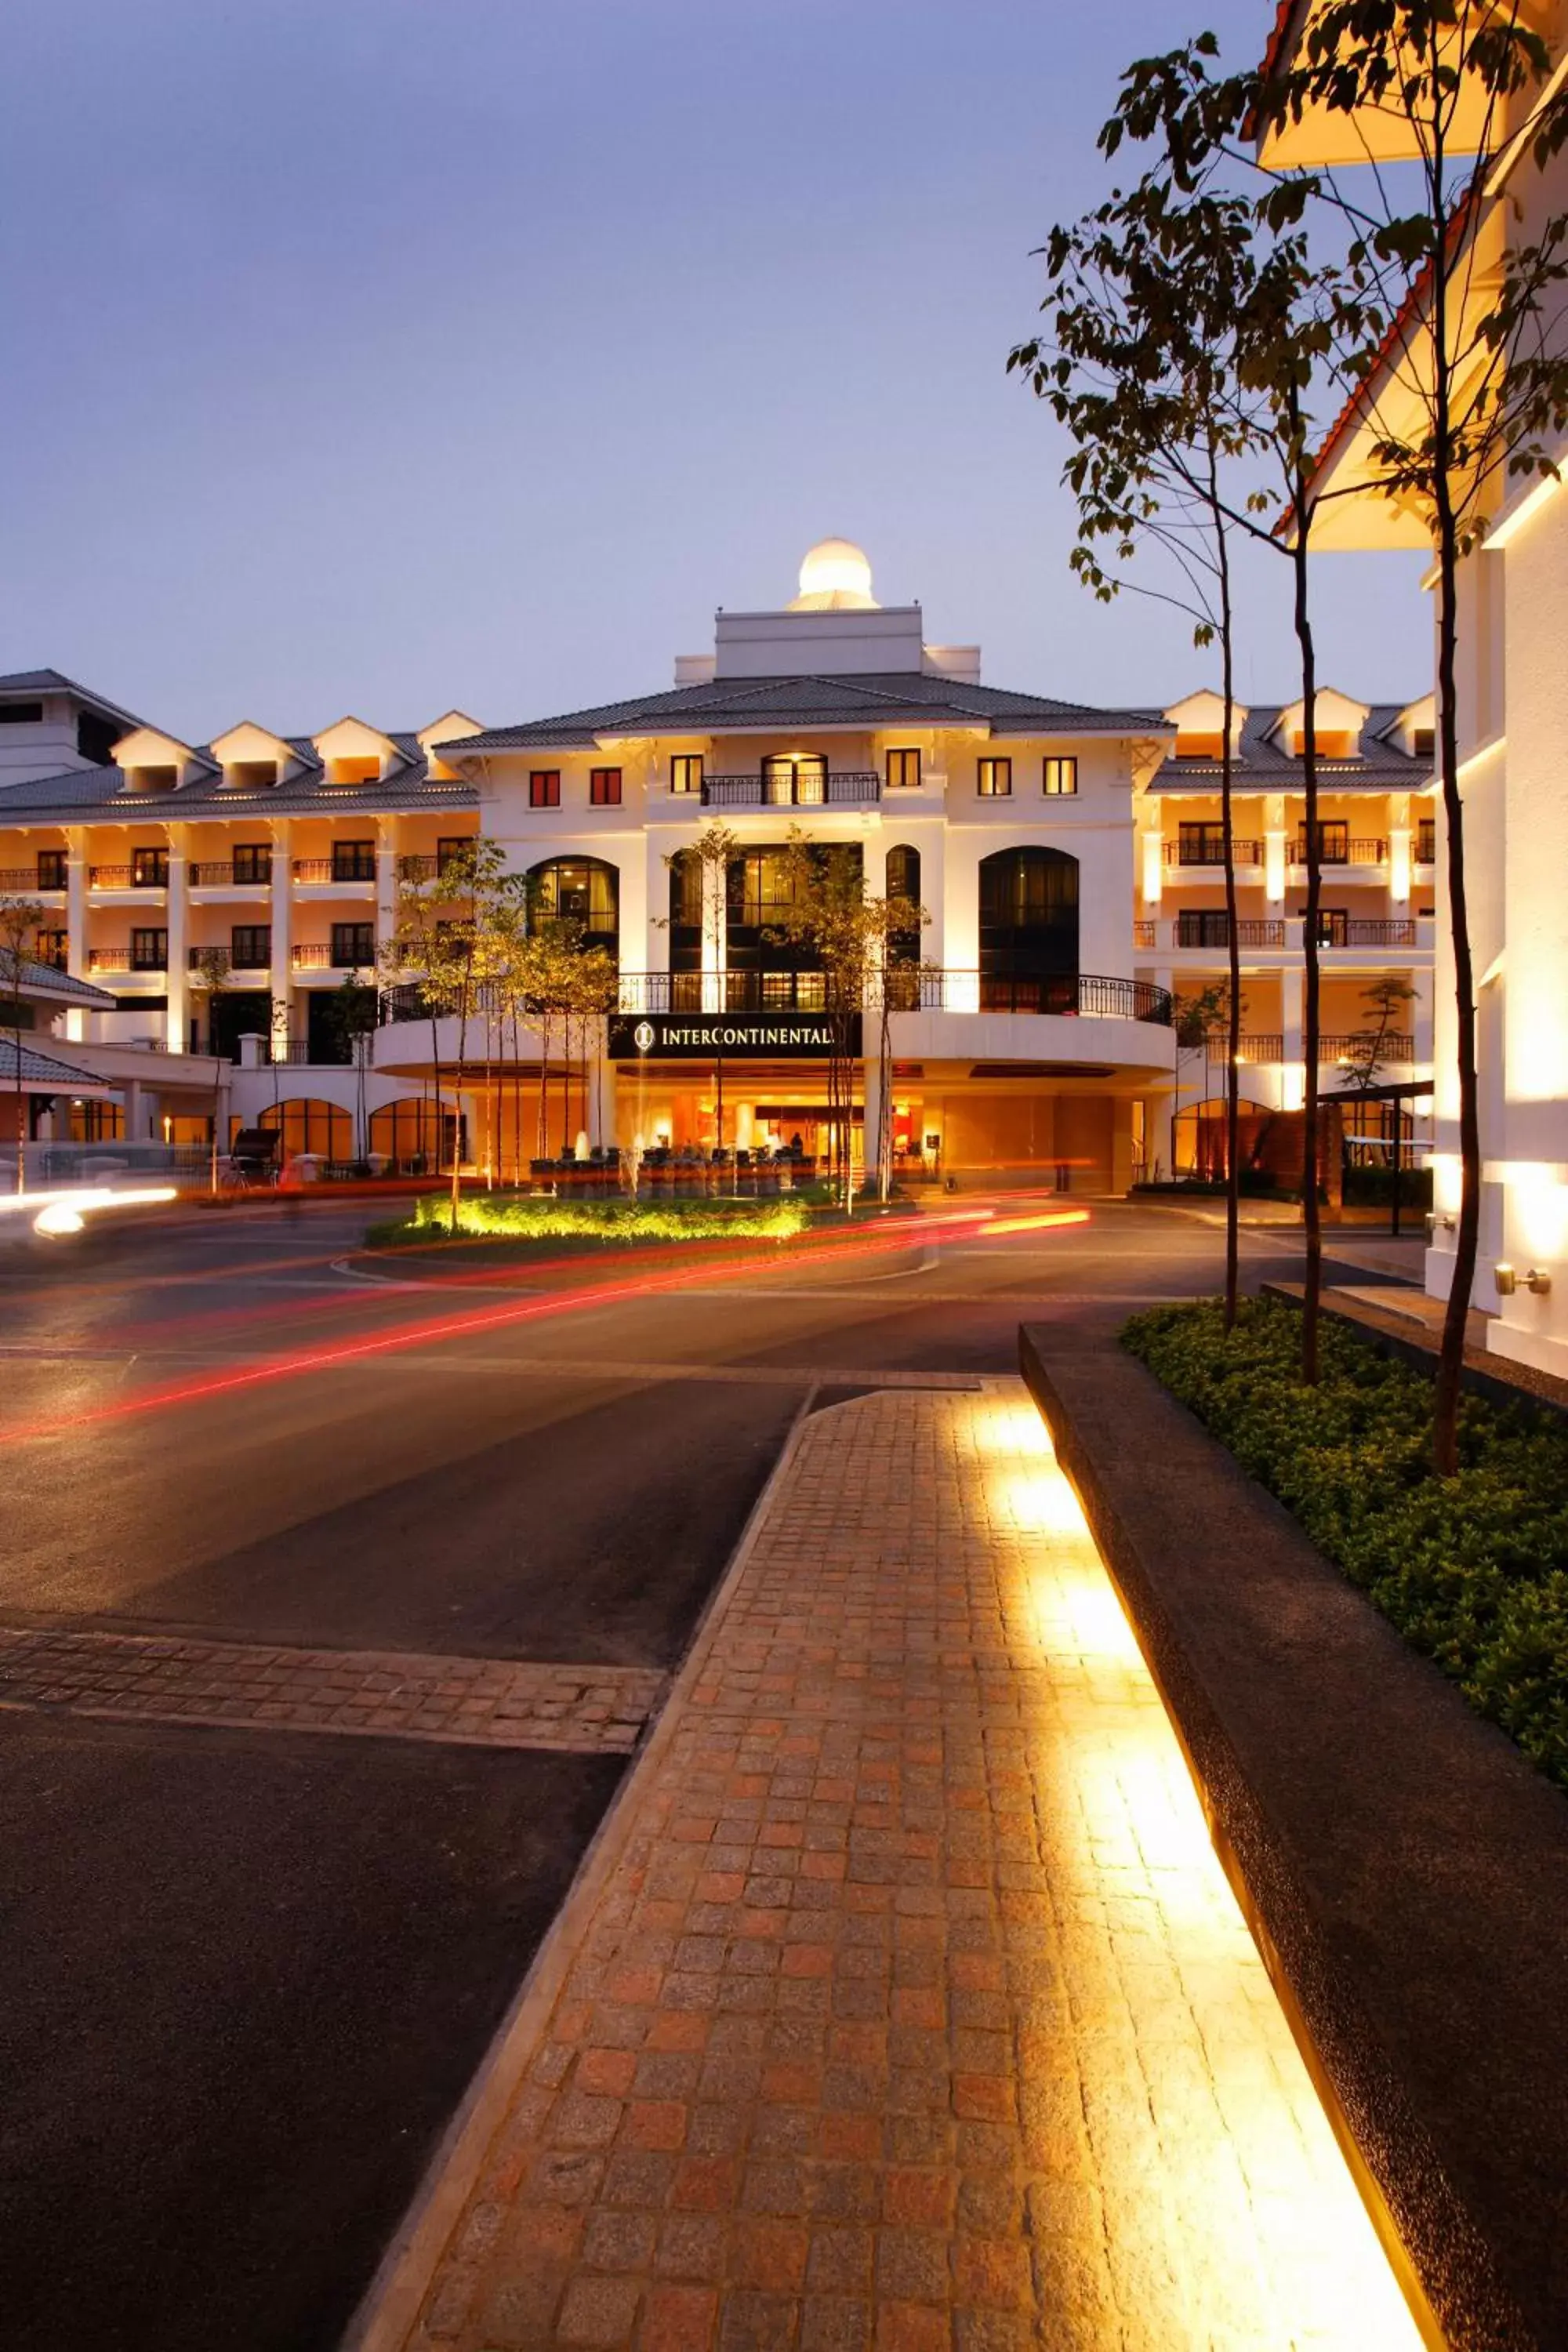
[{"x1": 1152, "y1": 701, "x2": 1433, "y2": 792}]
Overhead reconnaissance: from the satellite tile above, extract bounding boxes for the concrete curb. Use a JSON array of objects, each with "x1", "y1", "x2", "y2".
[
  {"x1": 1018, "y1": 1323, "x2": 1568, "y2": 2352},
  {"x1": 339, "y1": 1386, "x2": 822, "y2": 2352}
]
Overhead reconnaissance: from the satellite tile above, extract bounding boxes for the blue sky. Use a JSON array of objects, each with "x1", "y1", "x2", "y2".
[{"x1": 1, "y1": 0, "x2": 1431, "y2": 739}]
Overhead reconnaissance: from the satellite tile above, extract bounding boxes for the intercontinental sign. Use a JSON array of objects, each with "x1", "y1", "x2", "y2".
[{"x1": 608, "y1": 1011, "x2": 862, "y2": 1060}]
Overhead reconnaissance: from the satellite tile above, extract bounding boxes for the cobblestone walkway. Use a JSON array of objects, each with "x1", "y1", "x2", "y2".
[
  {"x1": 395, "y1": 1386, "x2": 1417, "y2": 2351},
  {"x1": 0, "y1": 1624, "x2": 662, "y2": 1754}
]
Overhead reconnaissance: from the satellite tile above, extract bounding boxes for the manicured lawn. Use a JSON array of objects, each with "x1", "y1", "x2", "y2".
[{"x1": 1123, "y1": 1298, "x2": 1568, "y2": 1790}]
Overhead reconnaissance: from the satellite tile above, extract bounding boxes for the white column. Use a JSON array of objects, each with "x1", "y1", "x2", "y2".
[
  {"x1": 64, "y1": 830, "x2": 87, "y2": 1040},
  {"x1": 1282, "y1": 963, "x2": 1305, "y2": 1110},
  {"x1": 270, "y1": 818, "x2": 293, "y2": 1056},
  {"x1": 1264, "y1": 794, "x2": 1289, "y2": 906},
  {"x1": 165, "y1": 823, "x2": 189, "y2": 1053},
  {"x1": 124, "y1": 1077, "x2": 145, "y2": 1142},
  {"x1": 376, "y1": 815, "x2": 398, "y2": 946}
]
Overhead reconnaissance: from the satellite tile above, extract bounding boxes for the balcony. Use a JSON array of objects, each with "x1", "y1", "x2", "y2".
[
  {"x1": 1192, "y1": 1032, "x2": 1414, "y2": 1068},
  {"x1": 1164, "y1": 839, "x2": 1264, "y2": 866},
  {"x1": 292, "y1": 944, "x2": 333, "y2": 969},
  {"x1": 292, "y1": 858, "x2": 376, "y2": 887},
  {"x1": 699, "y1": 771, "x2": 881, "y2": 810},
  {"x1": 1292, "y1": 836, "x2": 1388, "y2": 867},
  {"x1": 88, "y1": 946, "x2": 167, "y2": 975},
  {"x1": 187, "y1": 947, "x2": 270, "y2": 978},
  {"x1": 615, "y1": 970, "x2": 1173, "y2": 1025},
  {"x1": 89, "y1": 865, "x2": 167, "y2": 893},
  {"x1": 1176, "y1": 914, "x2": 1288, "y2": 949},
  {"x1": 0, "y1": 866, "x2": 66, "y2": 896},
  {"x1": 1316, "y1": 916, "x2": 1418, "y2": 949},
  {"x1": 189, "y1": 860, "x2": 271, "y2": 890}
]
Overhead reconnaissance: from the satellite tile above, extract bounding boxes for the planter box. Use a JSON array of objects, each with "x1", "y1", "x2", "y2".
[{"x1": 1019, "y1": 1321, "x2": 1568, "y2": 2352}]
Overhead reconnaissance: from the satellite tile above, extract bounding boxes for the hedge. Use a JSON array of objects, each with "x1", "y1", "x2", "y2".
[
  {"x1": 372, "y1": 1192, "x2": 811, "y2": 1246},
  {"x1": 1123, "y1": 1298, "x2": 1568, "y2": 1791}
]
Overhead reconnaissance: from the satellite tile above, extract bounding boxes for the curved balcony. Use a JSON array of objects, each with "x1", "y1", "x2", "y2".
[{"x1": 612, "y1": 970, "x2": 1171, "y2": 1023}]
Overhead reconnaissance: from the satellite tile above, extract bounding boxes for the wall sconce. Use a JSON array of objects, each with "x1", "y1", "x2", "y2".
[
  {"x1": 1495, "y1": 1262, "x2": 1552, "y2": 1297},
  {"x1": 1426, "y1": 1211, "x2": 1455, "y2": 1239}
]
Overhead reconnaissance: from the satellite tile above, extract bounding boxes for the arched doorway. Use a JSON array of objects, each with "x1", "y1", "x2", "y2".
[
  {"x1": 368, "y1": 1098, "x2": 460, "y2": 1174},
  {"x1": 978, "y1": 847, "x2": 1079, "y2": 1012},
  {"x1": 258, "y1": 1098, "x2": 353, "y2": 1161}
]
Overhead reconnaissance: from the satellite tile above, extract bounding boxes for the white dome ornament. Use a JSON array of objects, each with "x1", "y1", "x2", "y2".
[{"x1": 788, "y1": 538, "x2": 880, "y2": 612}]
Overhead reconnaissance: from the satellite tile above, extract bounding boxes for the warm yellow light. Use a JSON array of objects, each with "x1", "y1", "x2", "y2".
[
  {"x1": 1486, "y1": 468, "x2": 1564, "y2": 550},
  {"x1": 789, "y1": 537, "x2": 879, "y2": 611}
]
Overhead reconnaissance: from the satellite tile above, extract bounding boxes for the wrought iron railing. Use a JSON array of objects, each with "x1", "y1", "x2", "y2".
[
  {"x1": 699, "y1": 771, "x2": 881, "y2": 809},
  {"x1": 1165, "y1": 839, "x2": 1264, "y2": 866},
  {"x1": 0, "y1": 866, "x2": 65, "y2": 893},
  {"x1": 1341, "y1": 918, "x2": 1417, "y2": 947},
  {"x1": 1175, "y1": 914, "x2": 1287, "y2": 948},
  {"x1": 292, "y1": 943, "x2": 332, "y2": 968},
  {"x1": 1321, "y1": 1033, "x2": 1414, "y2": 1063},
  {"x1": 293, "y1": 858, "x2": 376, "y2": 884},
  {"x1": 89, "y1": 866, "x2": 165, "y2": 890},
  {"x1": 613, "y1": 969, "x2": 1173, "y2": 1025},
  {"x1": 1293, "y1": 836, "x2": 1388, "y2": 866},
  {"x1": 189, "y1": 860, "x2": 273, "y2": 888}
]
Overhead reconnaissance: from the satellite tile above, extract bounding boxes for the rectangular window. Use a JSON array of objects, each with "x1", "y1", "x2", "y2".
[
  {"x1": 1413, "y1": 727, "x2": 1435, "y2": 758},
  {"x1": 331, "y1": 922, "x2": 376, "y2": 968},
  {"x1": 529, "y1": 771, "x2": 561, "y2": 808},
  {"x1": 37, "y1": 928, "x2": 67, "y2": 969},
  {"x1": 332, "y1": 839, "x2": 376, "y2": 881},
  {"x1": 590, "y1": 767, "x2": 622, "y2": 806},
  {"x1": 437, "y1": 835, "x2": 470, "y2": 874},
  {"x1": 1296, "y1": 821, "x2": 1348, "y2": 863},
  {"x1": 230, "y1": 925, "x2": 271, "y2": 968},
  {"x1": 977, "y1": 758, "x2": 1012, "y2": 798},
  {"x1": 233, "y1": 842, "x2": 273, "y2": 885},
  {"x1": 34, "y1": 850, "x2": 67, "y2": 891},
  {"x1": 1042, "y1": 757, "x2": 1078, "y2": 797},
  {"x1": 132, "y1": 846, "x2": 169, "y2": 887},
  {"x1": 1178, "y1": 822, "x2": 1226, "y2": 866},
  {"x1": 0, "y1": 701, "x2": 43, "y2": 725},
  {"x1": 131, "y1": 927, "x2": 168, "y2": 971},
  {"x1": 1312, "y1": 909, "x2": 1349, "y2": 947},
  {"x1": 670, "y1": 755, "x2": 703, "y2": 797},
  {"x1": 1417, "y1": 818, "x2": 1436, "y2": 862},
  {"x1": 885, "y1": 748, "x2": 921, "y2": 792}
]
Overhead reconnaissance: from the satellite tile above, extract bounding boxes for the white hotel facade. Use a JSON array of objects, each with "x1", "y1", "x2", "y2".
[{"x1": 0, "y1": 541, "x2": 1436, "y2": 1188}]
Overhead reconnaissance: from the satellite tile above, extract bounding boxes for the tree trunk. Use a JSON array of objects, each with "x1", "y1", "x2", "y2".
[{"x1": 1293, "y1": 486, "x2": 1323, "y2": 1384}]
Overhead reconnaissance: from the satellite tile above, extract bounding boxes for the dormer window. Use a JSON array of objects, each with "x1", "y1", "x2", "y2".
[
  {"x1": 1271, "y1": 688, "x2": 1370, "y2": 761},
  {"x1": 1163, "y1": 690, "x2": 1249, "y2": 761},
  {"x1": 226, "y1": 760, "x2": 278, "y2": 791},
  {"x1": 332, "y1": 757, "x2": 381, "y2": 786},
  {"x1": 130, "y1": 765, "x2": 180, "y2": 793}
]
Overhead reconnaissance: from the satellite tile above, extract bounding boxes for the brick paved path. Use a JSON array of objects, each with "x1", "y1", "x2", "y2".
[
  {"x1": 391, "y1": 1387, "x2": 1418, "y2": 2351},
  {"x1": 0, "y1": 1624, "x2": 662, "y2": 1754}
]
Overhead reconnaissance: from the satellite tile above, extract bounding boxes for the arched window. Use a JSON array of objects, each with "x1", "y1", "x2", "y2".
[
  {"x1": 885, "y1": 844, "x2": 920, "y2": 906},
  {"x1": 884, "y1": 845, "x2": 923, "y2": 1001},
  {"x1": 978, "y1": 847, "x2": 1079, "y2": 1012},
  {"x1": 527, "y1": 857, "x2": 619, "y2": 958},
  {"x1": 668, "y1": 850, "x2": 704, "y2": 992},
  {"x1": 259, "y1": 1098, "x2": 354, "y2": 1161},
  {"x1": 368, "y1": 1098, "x2": 460, "y2": 1174}
]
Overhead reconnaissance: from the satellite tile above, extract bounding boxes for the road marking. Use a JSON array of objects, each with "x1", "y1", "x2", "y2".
[{"x1": 0, "y1": 1623, "x2": 664, "y2": 1755}]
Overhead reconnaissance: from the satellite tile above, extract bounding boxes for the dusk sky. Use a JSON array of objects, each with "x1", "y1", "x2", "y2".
[{"x1": 3, "y1": 0, "x2": 1432, "y2": 742}]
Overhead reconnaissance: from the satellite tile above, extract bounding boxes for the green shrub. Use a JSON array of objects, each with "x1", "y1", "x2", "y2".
[
  {"x1": 373, "y1": 1192, "x2": 811, "y2": 1247},
  {"x1": 1123, "y1": 1298, "x2": 1568, "y2": 1790}
]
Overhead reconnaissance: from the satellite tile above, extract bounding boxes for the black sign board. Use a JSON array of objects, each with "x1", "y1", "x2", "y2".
[{"x1": 608, "y1": 1011, "x2": 862, "y2": 1061}]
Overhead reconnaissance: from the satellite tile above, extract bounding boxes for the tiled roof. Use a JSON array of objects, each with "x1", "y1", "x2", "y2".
[
  {"x1": 0, "y1": 667, "x2": 143, "y2": 725},
  {"x1": 0, "y1": 1035, "x2": 114, "y2": 1091},
  {"x1": 0, "y1": 735, "x2": 479, "y2": 823},
  {"x1": 1151, "y1": 702, "x2": 1434, "y2": 792},
  {"x1": 0, "y1": 950, "x2": 118, "y2": 1010},
  {"x1": 445, "y1": 673, "x2": 1167, "y2": 753}
]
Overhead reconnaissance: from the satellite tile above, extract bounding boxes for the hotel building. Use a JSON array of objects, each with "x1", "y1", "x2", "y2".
[{"x1": 0, "y1": 542, "x2": 1434, "y2": 1187}]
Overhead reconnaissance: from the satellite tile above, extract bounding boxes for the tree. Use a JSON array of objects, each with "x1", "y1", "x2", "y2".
[
  {"x1": 1080, "y1": 38, "x2": 1383, "y2": 1379},
  {"x1": 0, "y1": 893, "x2": 45, "y2": 1193},
  {"x1": 1013, "y1": 165, "x2": 1266, "y2": 1323},
  {"x1": 1339, "y1": 972, "x2": 1418, "y2": 1098},
  {"x1": 869, "y1": 880, "x2": 928, "y2": 1201},
  {"x1": 383, "y1": 838, "x2": 509, "y2": 1231},
  {"x1": 187, "y1": 946, "x2": 230, "y2": 1195},
  {"x1": 1255, "y1": 1, "x2": 1568, "y2": 1465},
  {"x1": 1172, "y1": 981, "x2": 1237, "y2": 1173},
  {"x1": 330, "y1": 967, "x2": 379, "y2": 1164},
  {"x1": 769, "y1": 828, "x2": 880, "y2": 1209}
]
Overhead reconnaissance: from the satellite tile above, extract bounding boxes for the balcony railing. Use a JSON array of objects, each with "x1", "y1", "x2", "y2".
[
  {"x1": 187, "y1": 946, "x2": 270, "y2": 975},
  {"x1": 292, "y1": 858, "x2": 376, "y2": 884},
  {"x1": 700, "y1": 771, "x2": 882, "y2": 810},
  {"x1": 1338, "y1": 917, "x2": 1417, "y2": 948},
  {"x1": 87, "y1": 946, "x2": 166, "y2": 974},
  {"x1": 1133, "y1": 920, "x2": 1156, "y2": 949},
  {"x1": 189, "y1": 860, "x2": 272, "y2": 888},
  {"x1": 397, "y1": 854, "x2": 438, "y2": 880},
  {"x1": 615, "y1": 970, "x2": 1173, "y2": 1025},
  {"x1": 89, "y1": 865, "x2": 166, "y2": 890},
  {"x1": 1175, "y1": 915, "x2": 1287, "y2": 949},
  {"x1": 0, "y1": 866, "x2": 66, "y2": 893},
  {"x1": 292, "y1": 944, "x2": 333, "y2": 968},
  {"x1": 1293, "y1": 837, "x2": 1388, "y2": 866},
  {"x1": 1165, "y1": 839, "x2": 1264, "y2": 866},
  {"x1": 1322, "y1": 1033, "x2": 1414, "y2": 1063}
]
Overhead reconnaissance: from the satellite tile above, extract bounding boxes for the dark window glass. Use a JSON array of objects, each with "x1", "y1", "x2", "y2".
[
  {"x1": 529, "y1": 771, "x2": 561, "y2": 808},
  {"x1": 35, "y1": 850, "x2": 67, "y2": 891},
  {"x1": 1296, "y1": 820, "x2": 1348, "y2": 862},
  {"x1": 231, "y1": 925, "x2": 271, "y2": 967},
  {"x1": 37, "y1": 928, "x2": 67, "y2": 968},
  {"x1": 437, "y1": 836, "x2": 470, "y2": 874},
  {"x1": 233, "y1": 842, "x2": 273, "y2": 884},
  {"x1": 1417, "y1": 818, "x2": 1436, "y2": 862},
  {"x1": 885, "y1": 748, "x2": 921, "y2": 791},
  {"x1": 131, "y1": 927, "x2": 168, "y2": 971},
  {"x1": 1312, "y1": 909, "x2": 1349, "y2": 946},
  {"x1": 527, "y1": 858, "x2": 619, "y2": 955},
  {"x1": 978, "y1": 846, "x2": 1079, "y2": 997},
  {"x1": 977, "y1": 758, "x2": 1012, "y2": 798},
  {"x1": 1178, "y1": 822, "x2": 1228, "y2": 865},
  {"x1": 331, "y1": 922, "x2": 376, "y2": 967},
  {"x1": 885, "y1": 846, "x2": 922, "y2": 970},
  {"x1": 77, "y1": 711, "x2": 118, "y2": 764},
  {"x1": 132, "y1": 846, "x2": 169, "y2": 887},
  {"x1": 332, "y1": 839, "x2": 376, "y2": 882},
  {"x1": 0, "y1": 701, "x2": 44, "y2": 724},
  {"x1": 590, "y1": 768, "x2": 622, "y2": 806},
  {"x1": 670, "y1": 755, "x2": 703, "y2": 797},
  {"x1": 1177, "y1": 911, "x2": 1235, "y2": 947},
  {"x1": 761, "y1": 756, "x2": 826, "y2": 806},
  {"x1": 1042, "y1": 757, "x2": 1078, "y2": 797},
  {"x1": 1413, "y1": 728, "x2": 1435, "y2": 757}
]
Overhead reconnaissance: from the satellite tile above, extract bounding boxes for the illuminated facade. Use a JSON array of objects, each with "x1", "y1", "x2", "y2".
[
  {"x1": 1261, "y1": 2, "x2": 1568, "y2": 1376},
  {"x1": 0, "y1": 547, "x2": 1434, "y2": 1189}
]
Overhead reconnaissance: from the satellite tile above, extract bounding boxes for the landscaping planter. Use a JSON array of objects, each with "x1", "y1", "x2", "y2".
[{"x1": 1018, "y1": 1319, "x2": 1568, "y2": 2352}]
